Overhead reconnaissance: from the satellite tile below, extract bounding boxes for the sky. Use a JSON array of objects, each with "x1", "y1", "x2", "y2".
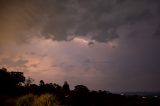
[{"x1": 0, "y1": 0, "x2": 160, "y2": 92}]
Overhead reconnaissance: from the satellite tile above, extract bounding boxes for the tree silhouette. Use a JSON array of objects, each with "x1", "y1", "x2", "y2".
[
  {"x1": 0, "y1": 68, "x2": 25, "y2": 95},
  {"x1": 74, "y1": 85, "x2": 90, "y2": 94},
  {"x1": 70, "y1": 85, "x2": 90, "y2": 106},
  {"x1": 10, "y1": 72, "x2": 25, "y2": 86},
  {"x1": 62, "y1": 81, "x2": 70, "y2": 93},
  {"x1": 0, "y1": 67, "x2": 160, "y2": 106},
  {"x1": 25, "y1": 77, "x2": 34, "y2": 87},
  {"x1": 39, "y1": 80, "x2": 45, "y2": 86}
]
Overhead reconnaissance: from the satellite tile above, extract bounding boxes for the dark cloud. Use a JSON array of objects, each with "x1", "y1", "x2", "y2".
[
  {"x1": 153, "y1": 25, "x2": 160, "y2": 38},
  {"x1": 1, "y1": 0, "x2": 160, "y2": 43},
  {"x1": 40, "y1": 0, "x2": 159, "y2": 42},
  {"x1": 1, "y1": 0, "x2": 160, "y2": 92},
  {"x1": 88, "y1": 42, "x2": 94, "y2": 46}
]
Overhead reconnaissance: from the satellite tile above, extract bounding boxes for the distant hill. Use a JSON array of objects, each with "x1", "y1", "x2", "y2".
[{"x1": 120, "y1": 92, "x2": 160, "y2": 96}]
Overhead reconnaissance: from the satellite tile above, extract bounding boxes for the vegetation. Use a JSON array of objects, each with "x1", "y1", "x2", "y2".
[
  {"x1": 16, "y1": 94, "x2": 35, "y2": 106},
  {"x1": 33, "y1": 94, "x2": 59, "y2": 106},
  {"x1": 0, "y1": 67, "x2": 160, "y2": 106},
  {"x1": 17, "y1": 94, "x2": 59, "y2": 106}
]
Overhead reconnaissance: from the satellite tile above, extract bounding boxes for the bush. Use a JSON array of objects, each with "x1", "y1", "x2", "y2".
[
  {"x1": 33, "y1": 93, "x2": 59, "y2": 106},
  {"x1": 16, "y1": 94, "x2": 59, "y2": 106},
  {"x1": 16, "y1": 94, "x2": 35, "y2": 106}
]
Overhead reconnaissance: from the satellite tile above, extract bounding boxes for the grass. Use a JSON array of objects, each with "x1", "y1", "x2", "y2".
[
  {"x1": 16, "y1": 94, "x2": 35, "y2": 106},
  {"x1": 16, "y1": 94, "x2": 60, "y2": 106}
]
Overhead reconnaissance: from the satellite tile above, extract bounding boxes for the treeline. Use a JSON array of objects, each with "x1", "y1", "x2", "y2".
[{"x1": 0, "y1": 67, "x2": 160, "y2": 106}]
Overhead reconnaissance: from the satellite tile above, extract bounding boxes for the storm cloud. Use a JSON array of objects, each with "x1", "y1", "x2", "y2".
[
  {"x1": 1, "y1": 0, "x2": 160, "y2": 43},
  {"x1": 0, "y1": 0, "x2": 160, "y2": 92}
]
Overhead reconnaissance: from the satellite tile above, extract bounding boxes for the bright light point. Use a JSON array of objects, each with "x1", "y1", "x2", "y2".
[{"x1": 72, "y1": 37, "x2": 89, "y2": 44}]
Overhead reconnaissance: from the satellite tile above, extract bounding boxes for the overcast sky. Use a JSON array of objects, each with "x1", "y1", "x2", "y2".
[{"x1": 0, "y1": 0, "x2": 160, "y2": 92}]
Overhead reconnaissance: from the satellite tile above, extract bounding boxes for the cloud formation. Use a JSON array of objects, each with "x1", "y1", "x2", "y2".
[
  {"x1": 1, "y1": 0, "x2": 160, "y2": 43},
  {"x1": 0, "y1": 0, "x2": 160, "y2": 92}
]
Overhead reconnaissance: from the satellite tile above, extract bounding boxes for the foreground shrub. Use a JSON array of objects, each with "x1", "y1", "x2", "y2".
[
  {"x1": 33, "y1": 93, "x2": 59, "y2": 106},
  {"x1": 16, "y1": 94, "x2": 35, "y2": 106},
  {"x1": 17, "y1": 94, "x2": 59, "y2": 106}
]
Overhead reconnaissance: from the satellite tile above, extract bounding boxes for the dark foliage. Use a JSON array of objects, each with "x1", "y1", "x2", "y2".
[
  {"x1": 0, "y1": 67, "x2": 160, "y2": 106},
  {"x1": 0, "y1": 68, "x2": 25, "y2": 95}
]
